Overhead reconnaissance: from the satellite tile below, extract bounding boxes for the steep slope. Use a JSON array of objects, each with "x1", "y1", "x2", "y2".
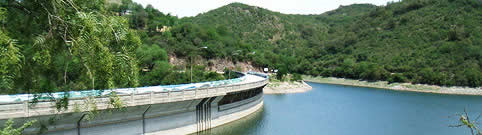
[
  {"x1": 179, "y1": 3, "x2": 376, "y2": 69},
  {"x1": 183, "y1": 3, "x2": 375, "y2": 49}
]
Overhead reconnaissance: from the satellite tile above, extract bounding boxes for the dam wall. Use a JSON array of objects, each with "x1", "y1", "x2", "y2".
[{"x1": 0, "y1": 72, "x2": 268, "y2": 135}]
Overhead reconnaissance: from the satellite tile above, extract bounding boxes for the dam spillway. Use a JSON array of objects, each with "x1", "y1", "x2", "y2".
[{"x1": 0, "y1": 72, "x2": 268, "y2": 135}]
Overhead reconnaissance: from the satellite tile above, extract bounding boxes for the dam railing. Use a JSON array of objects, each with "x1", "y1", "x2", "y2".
[{"x1": 0, "y1": 72, "x2": 268, "y2": 119}]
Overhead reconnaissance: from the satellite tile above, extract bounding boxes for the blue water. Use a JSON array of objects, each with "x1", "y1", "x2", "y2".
[{"x1": 205, "y1": 82, "x2": 482, "y2": 135}]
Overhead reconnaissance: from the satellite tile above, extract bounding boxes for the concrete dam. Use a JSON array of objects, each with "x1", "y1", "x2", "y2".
[{"x1": 0, "y1": 72, "x2": 268, "y2": 135}]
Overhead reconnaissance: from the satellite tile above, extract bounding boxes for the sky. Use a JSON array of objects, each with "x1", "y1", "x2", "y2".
[{"x1": 134, "y1": 0, "x2": 396, "y2": 18}]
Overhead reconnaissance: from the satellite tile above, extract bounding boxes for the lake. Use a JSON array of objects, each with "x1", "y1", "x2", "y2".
[{"x1": 201, "y1": 82, "x2": 482, "y2": 135}]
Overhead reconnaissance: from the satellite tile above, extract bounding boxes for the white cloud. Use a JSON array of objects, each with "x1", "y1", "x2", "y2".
[{"x1": 133, "y1": 0, "x2": 395, "y2": 18}]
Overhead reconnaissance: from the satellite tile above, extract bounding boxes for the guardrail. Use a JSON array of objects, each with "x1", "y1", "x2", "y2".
[
  {"x1": 0, "y1": 72, "x2": 268, "y2": 119},
  {"x1": 0, "y1": 72, "x2": 247, "y2": 104},
  {"x1": 247, "y1": 71, "x2": 269, "y2": 79}
]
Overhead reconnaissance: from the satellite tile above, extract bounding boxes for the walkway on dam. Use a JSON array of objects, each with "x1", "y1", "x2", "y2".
[
  {"x1": 0, "y1": 72, "x2": 269, "y2": 135},
  {"x1": 0, "y1": 72, "x2": 268, "y2": 104},
  {"x1": 0, "y1": 72, "x2": 269, "y2": 119}
]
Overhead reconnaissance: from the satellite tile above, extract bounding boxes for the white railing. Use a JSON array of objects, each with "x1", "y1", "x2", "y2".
[{"x1": 0, "y1": 74, "x2": 268, "y2": 119}]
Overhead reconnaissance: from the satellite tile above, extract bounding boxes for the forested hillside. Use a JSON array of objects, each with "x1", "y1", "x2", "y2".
[
  {"x1": 125, "y1": 0, "x2": 480, "y2": 87},
  {"x1": 182, "y1": 3, "x2": 378, "y2": 70},
  {"x1": 317, "y1": 0, "x2": 482, "y2": 87}
]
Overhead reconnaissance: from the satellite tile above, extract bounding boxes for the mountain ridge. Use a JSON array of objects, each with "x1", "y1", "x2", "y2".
[{"x1": 179, "y1": 0, "x2": 481, "y2": 87}]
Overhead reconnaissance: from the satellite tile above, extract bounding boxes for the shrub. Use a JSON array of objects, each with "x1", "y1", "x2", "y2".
[
  {"x1": 291, "y1": 73, "x2": 303, "y2": 82},
  {"x1": 388, "y1": 73, "x2": 408, "y2": 84}
]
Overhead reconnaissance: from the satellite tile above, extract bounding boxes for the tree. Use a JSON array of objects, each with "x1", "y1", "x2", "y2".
[
  {"x1": 464, "y1": 68, "x2": 481, "y2": 88},
  {"x1": 1, "y1": 1, "x2": 141, "y2": 93},
  {"x1": 0, "y1": 8, "x2": 23, "y2": 94},
  {"x1": 276, "y1": 68, "x2": 288, "y2": 81},
  {"x1": 0, "y1": 119, "x2": 36, "y2": 135},
  {"x1": 388, "y1": 73, "x2": 408, "y2": 84},
  {"x1": 291, "y1": 73, "x2": 303, "y2": 82},
  {"x1": 139, "y1": 61, "x2": 171, "y2": 86}
]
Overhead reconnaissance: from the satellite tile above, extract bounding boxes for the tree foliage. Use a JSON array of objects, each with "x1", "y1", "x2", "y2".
[
  {"x1": 0, "y1": 8, "x2": 23, "y2": 93},
  {"x1": 0, "y1": 1, "x2": 138, "y2": 94},
  {"x1": 0, "y1": 119, "x2": 36, "y2": 135}
]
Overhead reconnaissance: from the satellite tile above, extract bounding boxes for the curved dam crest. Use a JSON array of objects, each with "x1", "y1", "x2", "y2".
[{"x1": 0, "y1": 72, "x2": 268, "y2": 135}]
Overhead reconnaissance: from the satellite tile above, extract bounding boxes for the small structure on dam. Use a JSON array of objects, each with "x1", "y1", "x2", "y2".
[{"x1": 0, "y1": 72, "x2": 268, "y2": 135}]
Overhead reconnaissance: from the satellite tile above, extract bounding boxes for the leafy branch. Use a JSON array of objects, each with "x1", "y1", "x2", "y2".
[
  {"x1": 0, "y1": 119, "x2": 36, "y2": 135},
  {"x1": 450, "y1": 108, "x2": 482, "y2": 135}
]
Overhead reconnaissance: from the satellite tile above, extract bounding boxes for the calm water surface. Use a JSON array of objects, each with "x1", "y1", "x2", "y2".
[{"x1": 203, "y1": 82, "x2": 482, "y2": 135}]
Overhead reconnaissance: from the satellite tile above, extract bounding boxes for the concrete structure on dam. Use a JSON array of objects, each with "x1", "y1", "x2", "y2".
[{"x1": 0, "y1": 72, "x2": 268, "y2": 135}]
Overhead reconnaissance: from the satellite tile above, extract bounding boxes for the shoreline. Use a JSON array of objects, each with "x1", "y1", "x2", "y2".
[
  {"x1": 304, "y1": 76, "x2": 482, "y2": 96},
  {"x1": 263, "y1": 81, "x2": 313, "y2": 94}
]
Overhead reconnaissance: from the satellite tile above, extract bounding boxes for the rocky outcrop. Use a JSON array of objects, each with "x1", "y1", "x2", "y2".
[
  {"x1": 168, "y1": 54, "x2": 262, "y2": 72},
  {"x1": 263, "y1": 81, "x2": 313, "y2": 94}
]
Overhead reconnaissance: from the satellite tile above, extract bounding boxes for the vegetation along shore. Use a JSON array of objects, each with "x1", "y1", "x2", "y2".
[
  {"x1": 262, "y1": 74, "x2": 312, "y2": 94},
  {"x1": 304, "y1": 76, "x2": 482, "y2": 96}
]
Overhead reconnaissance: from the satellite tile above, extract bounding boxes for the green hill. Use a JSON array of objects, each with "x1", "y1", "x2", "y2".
[
  {"x1": 94, "y1": 0, "x2": 482, "y2": 87},
  {"x1": 170, "y1": 3, "x2": 377, "y2": 67},
  {"x1": 182, "y1": 3, "x2": 376, "y2": 52},
  {"x1": 181, "y1": 0, "x2": 481, "y2": 87},
  {"x1": 313, "y1": 0, "x2": 482, "y2": 86}
]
